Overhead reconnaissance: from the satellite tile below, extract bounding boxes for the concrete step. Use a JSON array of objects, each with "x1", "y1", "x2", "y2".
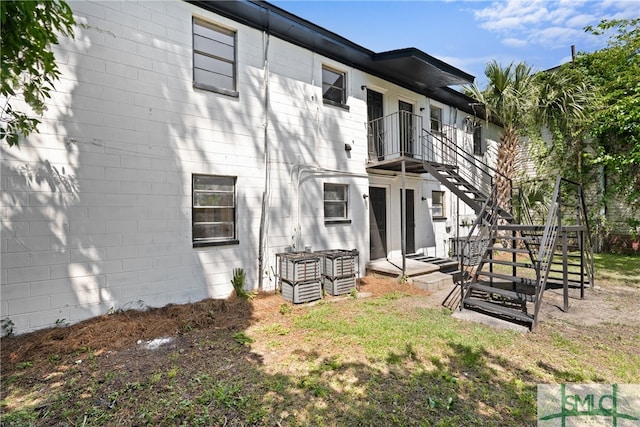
[{"x1": 411, "y1": 271, "x2": 453, "y2": 291}]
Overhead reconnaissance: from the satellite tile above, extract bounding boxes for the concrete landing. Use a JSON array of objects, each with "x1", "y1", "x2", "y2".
[
  {"x1": 451, "y1": 309, "x2": 530, "y2": 333},
  {"x1": 411, "y1": 271, "x2": 453, "y2": 291},
  {"x1": 366, "y1": 258, "x2": 439, "y2": 278}
]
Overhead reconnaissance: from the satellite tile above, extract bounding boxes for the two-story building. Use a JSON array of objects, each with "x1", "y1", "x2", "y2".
[{"x1": 1, "y1": 0, "x2": 500, "y2": 334}]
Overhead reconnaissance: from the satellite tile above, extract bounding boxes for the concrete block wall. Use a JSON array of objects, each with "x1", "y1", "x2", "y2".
[
  {"x1": 1, "y1": 0, "x2": 479, "y2": 335},
  {"x1": 1, "y1": 1, "x2": 273, "y2": 334}
]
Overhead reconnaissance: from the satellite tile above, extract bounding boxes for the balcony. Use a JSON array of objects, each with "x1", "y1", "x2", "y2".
[
  {"x1": 366, "y1": 111, "x2": 497, "y2": 204},
  {"x1": 366, "y1": 111, "x2": 458, "y2": 173}
]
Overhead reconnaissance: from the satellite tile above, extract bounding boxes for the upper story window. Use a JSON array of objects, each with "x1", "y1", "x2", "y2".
[
  {"x1": 322, "y1": 66, "x2": 349, "y2": 110},
  {"x1": 193, "y1": 18, "x2": 238, "y2": 97},
  {"x1": 192, "y1": 174, "x2": 238, "y2": 247},
  {"x1": 430, "y1": 106, "x2": 442, "y2": 133},
  {"x1": 473, "y1": 124, "x2": 484, "y2": 155},
  {"x1": 324, "y1": 183, "x2": 351, "y2": 224}
]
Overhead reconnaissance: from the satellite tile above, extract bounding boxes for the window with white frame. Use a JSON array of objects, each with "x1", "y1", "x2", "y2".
[
  {"x1": 192, "y1": 174, "x2": 237, "y2": 246},
  {"x1": 192, "y1": 17, "x2": 237, "y2": 96},
  {"x1": 432, "y1": 190, "x2": 445, "y2": 219},
  {"x1": 324, "y1": 183, "x2": 349, "y2": 222},
  {"x1": 322, "y1": 66, "x2": 348, "y2": 109},
  {"x1": 430, "y1": 106, "x2": 442, "y2": 134}
]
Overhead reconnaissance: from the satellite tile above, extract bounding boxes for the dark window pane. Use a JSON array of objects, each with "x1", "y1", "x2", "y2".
[
  {"x1": 192, "y1": 174, "x2": 236, "y2": 243},
  {"x1": 432, "y1": 191, "x2": 442, "y2": 205},
  {"x1": 323, "y1": 85, "x2": 344, "y2": 103},
  {"x1": 193, "y1": 222, "x2": 234, "y2": 240},
  {"x1": 324, "y1": 184, "x2": 346, "y2": 201},
  {"x1": 193, "y1": 175, "x2": 234, "y2": 191},
  {"x1": 193, "y1": 207, "x2": 234, "y2": 222},
  {"x1": 194, "y1": 192, "x2": 234, "y2": 207},
  {"x1": 324, "y1": 203, "x2": 346, "y2": 218},
  {"x1": 322, "y1": 66, "x2": 345, "y2": 104},
  {"x1": 473, "y1": 125, "x2": 483, "y2": 155}
]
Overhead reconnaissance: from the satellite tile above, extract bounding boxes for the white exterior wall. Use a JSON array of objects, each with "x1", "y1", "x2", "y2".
[
  {"x1": 1, "y1": 1, "x2": 272, "y2": 334},
  {"x1": 1, "y1": 0, "x2": 491, "y2": 334}
]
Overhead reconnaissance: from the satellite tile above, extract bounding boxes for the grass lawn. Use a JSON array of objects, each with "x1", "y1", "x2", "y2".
[{"x1": 1, "y1": 254, "x2": 639, "y2": 426}]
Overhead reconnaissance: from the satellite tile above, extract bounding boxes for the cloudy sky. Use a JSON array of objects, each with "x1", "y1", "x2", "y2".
[{"x1": 270, "y1": 0, "x2": 639, "y2": 86}]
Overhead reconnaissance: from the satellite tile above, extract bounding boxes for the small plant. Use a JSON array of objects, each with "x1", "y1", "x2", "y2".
[
  {"x1": 55, "y1": 318, "x2": 68, "y2": 327},
  {"x1": 279, "y1": 303, "x2": 292, "y2": 315},
  {"x1": 1, "y1": 317, "x2": 15, "y2": 337},
  {"x1": 349, "y1": 288, "x2": 359, "y2": 299},
  {"x1": 231, "y1": 268, "x2": 249, "y2": 299},
  {"x1": 232, "y1": 331, "x2": 254, "y2": 346},
  {"x1": 16, "y1": 361, "x2": 33, "y2": 370}
]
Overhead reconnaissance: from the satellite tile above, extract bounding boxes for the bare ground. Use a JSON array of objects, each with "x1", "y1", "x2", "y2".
[{"x1": 1, "y1": 273, "x2": 638, "y2": 425}]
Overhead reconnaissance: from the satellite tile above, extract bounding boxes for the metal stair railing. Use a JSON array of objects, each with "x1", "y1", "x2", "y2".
[
  {"x1": 531, "y1": 177, "x2": 564, "y2": 328},
  {"x1": 455, "y1": 186, "x2": 501, "y2": 309},
  {"x1": 578, "y1": 184, "x2": 595, "y2": 290},
  {"x1": 422, "y1": 124, "x2": 509, "y2": 202},
  {"x1": 367, "y1": 111, "x2": 424, "y2": 160},
  {"x1": 554, "y1": 178, "x2": 595, "y2": 297}
]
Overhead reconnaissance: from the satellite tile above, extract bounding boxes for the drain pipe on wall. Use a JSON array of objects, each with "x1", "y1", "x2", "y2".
[{"x1": 257, "y1": 24, "x2": 271, "y2": 292}]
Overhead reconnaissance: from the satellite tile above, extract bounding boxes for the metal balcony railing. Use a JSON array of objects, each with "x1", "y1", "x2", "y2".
[{"x1": 367, "y1": 111, "x2": 424, "y2": 160}]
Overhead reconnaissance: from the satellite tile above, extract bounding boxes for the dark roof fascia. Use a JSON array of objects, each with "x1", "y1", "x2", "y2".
[
  {"x1": 187, "y1": 0, "x2": 476, "y2": 105},
  {"x1": 373, "y1": 48, "x2": 474, "y2": 85},
  {"x1": 429, "y1": 86, "x2": 488, "y2": 118}
]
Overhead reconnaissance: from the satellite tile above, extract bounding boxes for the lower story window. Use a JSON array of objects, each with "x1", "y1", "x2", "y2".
[
  {"x1": 324, "y1": 183, "x2": 350, "y2": 223},
  {"x1": 432, "y1": 190, "x2": 445, "y2": 219},
  {"x1": 192, "y1": 174, "x2": 238, "y2": 246}
]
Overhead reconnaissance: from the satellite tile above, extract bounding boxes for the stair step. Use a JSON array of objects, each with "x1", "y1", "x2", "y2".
[
  {"x1": 546, "y1": 277, "x2": 591, "y2": 287},
  {"x1": 474, "y1": 271, "x2": 538, "y2": 287},
  {"x1": 497, "y1": 224, "x2": 546, "y2": 232},
  {"x1": 463, "y1": 297, "x2": 534, "y2": 324},
  {"x1": 496, "y1": 235, "x2": 541, "y2": 242},
  {"x1": 487, "y1": 247, "x2": 531, "y2": 254},
  {"x1": 468, "y1": 282, "x2": 536, "y2": 302},
  {"x1": 481, "y1": 258, "x2": 537, "y2": 269}
]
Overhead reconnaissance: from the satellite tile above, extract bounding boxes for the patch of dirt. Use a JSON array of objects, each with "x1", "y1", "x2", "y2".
[
  {"x1": 2, "y1": 272, "x2": 638, "y2": 425},
  {"x1": 0, "y1": 276, "x2": 423, "y2": 368},
  {"x1": 2, "y1": 271, "x2": 635, "y2": 368}
]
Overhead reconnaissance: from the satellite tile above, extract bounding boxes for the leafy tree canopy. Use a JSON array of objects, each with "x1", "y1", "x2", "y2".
[
  {"x1": 577, "y1": 18, "x2": 640, "y2": 204},
  {"x1": 1, "y1": 0, "x2": 75, "y2": 147}
]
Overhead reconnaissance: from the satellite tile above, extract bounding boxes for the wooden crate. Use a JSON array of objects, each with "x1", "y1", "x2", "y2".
[
  {"x1": 322, "y1": 275, "x2": 356, "y2": 296},
  {"x1": 281, "y1": 280, "x2": 322, "y2": 304},
  {"x1": 278, "y1": 253, "x2": 320, "y2": 282}
]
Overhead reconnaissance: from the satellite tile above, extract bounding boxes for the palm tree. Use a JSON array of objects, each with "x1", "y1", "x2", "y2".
[
  {"x1": 533, "y1": 66, "x2": 595, "y2": 185},
  {"x1": 465, "y1": 60, "x2": 537, "y2": 213}
]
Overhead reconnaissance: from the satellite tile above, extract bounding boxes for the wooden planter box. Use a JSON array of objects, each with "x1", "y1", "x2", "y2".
[
  {"x1": 322, "y1": 275, "x2": 356, "y2": 296},
  {"x1": 281, "y1": 280, "x2": 322, "y2": 304}
]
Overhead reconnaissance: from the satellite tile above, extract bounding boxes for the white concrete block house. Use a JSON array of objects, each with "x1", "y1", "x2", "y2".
[{"x1": 1, "y1": 0, "x2": 502, "y2": 334}]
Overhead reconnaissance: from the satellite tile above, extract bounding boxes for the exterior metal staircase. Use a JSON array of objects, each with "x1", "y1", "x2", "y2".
[
  {"x1": 364, "y1": 111, "x2": 594, "y2": 330},
  {"x1": 451, "y1": 177, "x2": 594, "y2": 330},
  {"x1": 420, "y1": 125, "x2": 593, "y2": 330}
]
